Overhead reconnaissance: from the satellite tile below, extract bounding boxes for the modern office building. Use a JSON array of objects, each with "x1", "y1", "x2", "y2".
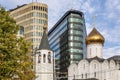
[
  {"x1": 9, "y1": 2, "x2": 48, "y2": 50},
  {"x1": 48, "y1": 10, "x2": 87, "y2": 80}
]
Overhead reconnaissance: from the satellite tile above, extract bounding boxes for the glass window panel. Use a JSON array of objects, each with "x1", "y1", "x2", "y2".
[
  {"x1": 68, "y1": 17, "x2": 83, "y2": 23},
  {"x1": 68, "y1": 42, "x2": 82, "y2": 47},
  {"x1": 68, "y1": 36, "x2": 83, "y2": 41},
  {"x1": 68, "y1": 48, "x2": 83, "y2": 53}
]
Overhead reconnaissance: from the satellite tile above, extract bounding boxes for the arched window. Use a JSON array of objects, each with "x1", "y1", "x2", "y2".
[
  {"x1": 85, "y1": 74, "x2": 87, "y2": 78},
  {"x1": 38, "y1": 54, "x2": 41, "y2": 63},
  {"x1": 96, "y1": 48, "x2": 97, "y2": 53},
  {"x1": 83, "y1": 64, "x2": 85, "y2": 70},
  {"x1": 90, "y1": 48, "x2": 91, "y2": 56},
  {"x1": 94, "y1": 72, "x2": 96, "y2": 77},
  {"x1": 81, "y1": 74, "x2": 83, "y2": 78},
  {"x1": 43, "y1": 54, "x2": 46, "y2": 63},
  {"x1": 94, "y1": 64, "x2": 96, "y2": 69},
  {"x1": 48, "y1": 52, "x2": 51, "y2": 63}
]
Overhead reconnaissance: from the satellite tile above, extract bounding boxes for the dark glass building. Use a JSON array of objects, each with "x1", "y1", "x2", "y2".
[{"x1": 48, "y1": 10, "x2": 86, "y2": 80}]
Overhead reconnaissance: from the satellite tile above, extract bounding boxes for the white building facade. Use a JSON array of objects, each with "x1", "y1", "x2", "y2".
[
  {"x1": 68, "y1": 58, "x2": 120, "y2": 80},
  {"x1": 68, "y1": 28, "x2": 120, "y2": 80}
]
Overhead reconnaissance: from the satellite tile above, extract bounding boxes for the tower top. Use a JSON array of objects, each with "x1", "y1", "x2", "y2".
[
  {"x1": 86, "y1": 27, "x2": 105, "y2": 45},
  {"x1": 39, "y1": 25, "x2": 51, "y2": 50}
]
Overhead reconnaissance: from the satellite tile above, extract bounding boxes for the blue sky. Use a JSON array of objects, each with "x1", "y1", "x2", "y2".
[{"x1": 1, "y1": 0, "x2": 120, "y2": 58}]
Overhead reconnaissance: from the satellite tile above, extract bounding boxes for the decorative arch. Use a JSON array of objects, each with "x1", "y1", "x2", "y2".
[
  {"x1": 109, "y1": 60, "x2": 115, "y2": 69},
  {"x1": 78, "y1": 59, "x2": 89, "y2": 79},
  {"x1": 68, "y1": 64, "x2": 78, "y2": 80},
  {"x1": 102, "y1": 60, "x2": 109, "y2": 70},
  {"x1": 90, "y1": 60, "x2": 100, "y2": 78}
]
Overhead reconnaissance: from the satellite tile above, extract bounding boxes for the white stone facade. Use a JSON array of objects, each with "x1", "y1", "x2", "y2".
[
  {"x1": 68, "y1": 58, "x2": 120, "y2": 80},
  {"x1": 86, "y1": 43, "x2": 103, "y2": 58},
  {"x1": 34, "y1": 49, "x2": 53, "y2": 80}
]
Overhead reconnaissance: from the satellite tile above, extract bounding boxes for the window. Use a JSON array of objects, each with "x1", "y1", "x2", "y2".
[
  {"x1": 38, "y1": 54, "x2": 41, "y2": 63},
  {"x1": 68, "y1": 17, "x2": 84, "y2": 23},
  {"x1": 68, "y1": 36, "x2": 83, "y2": 41},
  {"x1": 43, "y1": 54, "x2": 46, "y2": 63},
  {"x1": 48, "y1": 52, "x2": 51, "y2": 63},
  {"x1": 68, "y1": 42, "x2": 82, "y2": 47},
  {"x1": 68, "y1": 48, "x2": 83, "y2": 53},
  {"x1": 90, "y1": 48, "x2": 91, "y2": 56},
  {"x1": 85, "y1": 74, "x2": 87, "y2": 78},
  {"x1": 81, "y1": 74, "x2": 83, "y2": 78},
  {"x1": 94, "y1": 64, "x2": 96, "y2": 69},
  {"x1": 68, "y1": 29, "x2": 83, "y2": 35},
  {"x1": 94, "y1": 72, "x2": 96, "y2": 77},
  {"x1": 96, "y1": 48, "x2": 97, "y2": 53},
  {"x1": 84, "y1": 64, "x2": 85, "y2": 69}
]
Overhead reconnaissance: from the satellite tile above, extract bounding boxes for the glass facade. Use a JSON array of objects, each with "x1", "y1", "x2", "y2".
[{"x1": 48, "y1": 10, "x2": 86, "y2": 80}]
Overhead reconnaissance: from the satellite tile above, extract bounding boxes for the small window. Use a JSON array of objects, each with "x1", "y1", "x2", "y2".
[
  {"x1": 38, "y1": 54, "x2": 41, "y2": 63},
  {"x1": 90, "y1": 48, "x2": 91, "y2": 56},
  {"x1": 94, "y1": 72, "x2": 96, "y2": 77},
  {"x1": 81, "y1": 74, "x2": 83, "y2": 78},
  {"x1": 85, "y1": 74, "x2": 87, "y2": 78},
  {"x1": 43, "y1": 54, "x2": 46, "y2": 63},
  {"x1": 48, "y1": 52, "x2": 51, "y2": 63},
  {"x1": 96, "y1": 48, "x2": 97, "y2": 53},
  {"x1": 94, "y1": 64, "x2": 96, "y2": 69},
  {"x1": 84, "y1": 64, "x2": 85, "y2": 69}
]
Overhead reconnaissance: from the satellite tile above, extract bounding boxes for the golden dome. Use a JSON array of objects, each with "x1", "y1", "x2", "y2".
[{"x1": 86, "y1": 28, "x2": 105, "y2": 45}]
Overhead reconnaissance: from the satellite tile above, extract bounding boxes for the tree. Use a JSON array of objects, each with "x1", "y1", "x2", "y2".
[{"x1": 0, "y1": 7, "x2": 35, "y2": 80}]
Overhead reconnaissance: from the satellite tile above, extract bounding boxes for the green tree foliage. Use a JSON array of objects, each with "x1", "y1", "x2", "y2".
[{"x1": 0, "y1": 7, "x2": 35, "y2": 80}]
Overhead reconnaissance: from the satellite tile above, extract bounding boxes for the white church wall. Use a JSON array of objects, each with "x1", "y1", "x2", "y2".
[
  {"x1": 89, "y1": 60, "x2": 101, "y2": 79},
  {"x1": 68, "y1": 59, "x2": 120, "y2": 80},
  {"x1": 101, "y1": 60, "x2": 109, "y2": 80},
  {"x1": 68, "y1": 64, "x2": 78, "y2": 80},
  {"x1": 77, "y1": 60, "x2": 89, "y2": 79},
  {"x1": 87, "y1": 44, "x2": 103, "y2": 58}
]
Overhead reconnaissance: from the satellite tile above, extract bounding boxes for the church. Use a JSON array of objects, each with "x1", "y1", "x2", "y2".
[
  {"x1": 68, "y1": 27, "x2": 120, "y2": 80},
  {"x1": 33, "y1": 26, "x2": 54, "y2": 80}
]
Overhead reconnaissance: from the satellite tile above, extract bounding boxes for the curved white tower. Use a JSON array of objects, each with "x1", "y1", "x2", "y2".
[
  {"x1": 34, "y1": 26, "x2": 53, "y2": 80},
  {"x1": 86, "y1": 28, "x2": 105, "y2": 58}
]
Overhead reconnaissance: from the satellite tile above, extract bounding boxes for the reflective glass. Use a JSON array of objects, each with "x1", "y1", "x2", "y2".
[{"x1": 68, "y1": 17, "x2": 83, "y2": 23}]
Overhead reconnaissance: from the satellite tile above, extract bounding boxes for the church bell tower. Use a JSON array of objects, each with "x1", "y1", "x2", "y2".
[{"x1": 34, "y1": 26, "x2": 53, "y2": 80}]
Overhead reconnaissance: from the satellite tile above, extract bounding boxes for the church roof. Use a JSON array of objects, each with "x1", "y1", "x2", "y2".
[
  {"x1": 83, "y1": 56, "x2": 120, "y2": 63},
  {"x1": 107, "y1": 55, "x2": 120, "y2": 64},
  {"x1": 85, "y1": 56, "x2": 105, "y2": 62},
  {"x1": 108, "y1": 55, "x2": 120, "y2": 60},
  {"x1": 39, "y1": 26, "x2": 51, "y2": 50},
  {"x1": 86, "y1": 27, "x2": 105, "y2": 45}
]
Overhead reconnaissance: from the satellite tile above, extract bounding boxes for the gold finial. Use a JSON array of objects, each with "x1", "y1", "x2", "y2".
[
  {"x1": 43, "y1": 24, "x2": 47, "y2": 30},
  {"x1": 93, "y1": 15, "x2": 97, "y2": 28}
]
